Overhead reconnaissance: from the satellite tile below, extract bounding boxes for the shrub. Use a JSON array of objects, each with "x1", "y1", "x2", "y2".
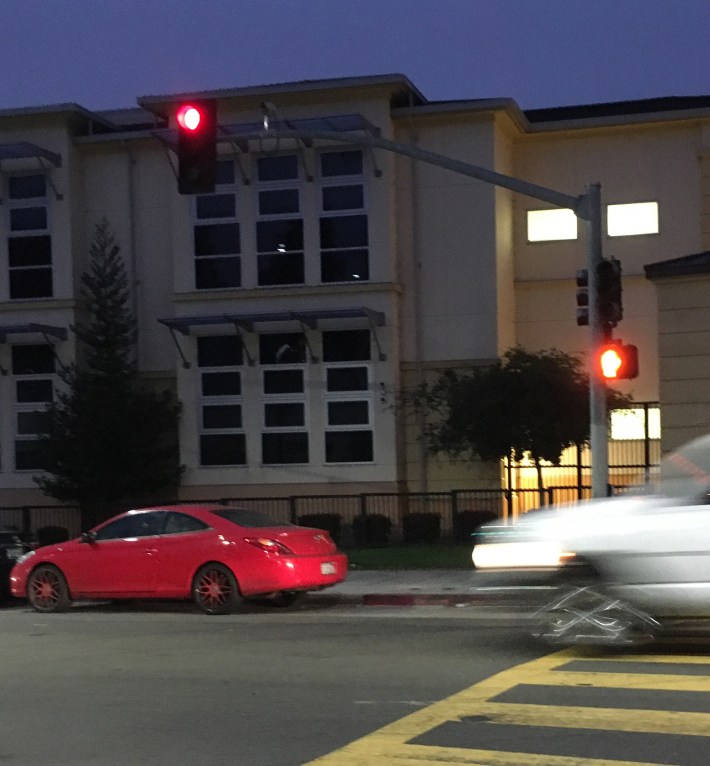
[
  {"x1": 453, "y1": 509, "x2": 499, "y2": 543},
  {"x1": 402, "y1": 512, "x2": 441, "y2": 544},
  {"x1": 35, "y1": 525, "x2": 70, "y2": 547},
  {"x1": 352, "y1": 513, "x2": 392, "y2": 546},
  {"x1": 297, "y1": 513, "x2": 342, "y2": 545}
]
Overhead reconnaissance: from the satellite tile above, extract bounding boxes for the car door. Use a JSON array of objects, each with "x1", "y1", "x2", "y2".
[
  {"x1": 78, "y1": 511, "x2": 166, "y2": 596},
  {"x1": 150, "y1": 511, "x2": 214, "y2": 596}
]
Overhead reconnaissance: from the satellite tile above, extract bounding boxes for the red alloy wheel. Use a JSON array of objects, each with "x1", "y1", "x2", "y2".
[
  {"x1": 28, "y1": 565, "x2": 71, "y2": 613},
  {"x1": 193, "y1": 563, "x2": 240, "y2": 615}
]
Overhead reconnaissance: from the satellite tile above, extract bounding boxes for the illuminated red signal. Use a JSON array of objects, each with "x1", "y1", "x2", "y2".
[
  {"x1": 176, "y1": 104, "x2": 202, "y2": 132},
  {"x1": 175, "y1": 99, "x2": 217, "y2": 195},
  {"x1": 598, "y1": 341, "x2": 638, "y2": 380}
]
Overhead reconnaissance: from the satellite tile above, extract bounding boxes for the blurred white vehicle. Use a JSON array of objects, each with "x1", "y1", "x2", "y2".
[{"x1": 472, "y1": 434, "x2": 710, "y2": 646}]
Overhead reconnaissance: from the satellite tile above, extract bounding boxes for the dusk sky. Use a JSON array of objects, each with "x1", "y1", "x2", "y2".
[{"x1": 1, "y1": 0, "x2": 709, "y2": 112}]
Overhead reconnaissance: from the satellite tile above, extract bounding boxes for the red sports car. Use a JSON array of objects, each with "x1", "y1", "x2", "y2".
[{"x1": 10, "y1": 505, "x2": 348, "y2": 614}]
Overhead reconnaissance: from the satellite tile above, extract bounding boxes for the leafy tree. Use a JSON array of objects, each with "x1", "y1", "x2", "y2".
[
  {"x1": 402, "y1": 346, "x2": 629, "y2": 494},
  {"x1": 36, "y1": 219, "x2": 183, "y2": 526}
]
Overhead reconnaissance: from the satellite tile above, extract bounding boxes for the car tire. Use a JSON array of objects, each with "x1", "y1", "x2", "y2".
[
  {"x1": 192, "y1": 563, "x2": 241, "y2": 615},
  {"x1": 27, "y1": 565, "x2": 72, "y2": 613}
]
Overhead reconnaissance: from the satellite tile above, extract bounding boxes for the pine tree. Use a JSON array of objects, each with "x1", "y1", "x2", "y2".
[{"x1": 36, "y1": 219, "x2": 183, "y2": 527}]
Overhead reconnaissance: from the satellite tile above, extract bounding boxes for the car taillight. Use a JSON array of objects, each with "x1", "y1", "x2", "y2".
[{"x1": 244, "y1": 537, "x2": 294, "y2": 555}]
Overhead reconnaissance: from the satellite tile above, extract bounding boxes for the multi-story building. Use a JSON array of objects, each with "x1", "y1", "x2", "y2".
[{"x1": 2, "y1": 74, "x2": 710, "y2": 509}]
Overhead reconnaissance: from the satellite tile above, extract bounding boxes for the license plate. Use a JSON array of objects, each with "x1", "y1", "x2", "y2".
[
  {"x1": 320, "y1": 562, "x2": 336, "y2": 575},
  {"x1": 6, "y1": 547, "x2": 23, "y2": 561}
]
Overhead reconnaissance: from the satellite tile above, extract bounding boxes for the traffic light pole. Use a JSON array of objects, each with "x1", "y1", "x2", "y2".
[
  {"x1": 209, "y1": 124, "x2": 610, "y2": 495},
  {"x1": 579, "y1": 184, "x2": 609, "y2": 497}
]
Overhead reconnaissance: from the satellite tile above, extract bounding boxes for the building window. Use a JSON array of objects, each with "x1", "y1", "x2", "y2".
[
  {"x1": 526, "y1": 208, "x2": 577, "y2": 243},
  {"x1": 322, "y1": 329, "x2": 373, "y2": 463},
  {"x1": 260, "y1": 332, "x2": 308, "y2": 464},
  {"x1": 7, "y1": 174, "x2": 52, "y2": 299},
  {"x1": 196, "y1": 335, "x2": 245, "y2": 466},
  {"x1": 610, "y1": 407, "x2": 661, "y2": 440},
  {"x1": 607, "y1": 202, "x2": 659, "y2": 237},
  {"x1": 319, "y1": 150, "x2": 369, "y2": 282},
  {"x1": 12, "y1": 344, "x2": 55, "y2": 470},
  {"x1": 256, "y1": 155, "x2": 304, "y2": 286},
  {"x1": 194, "y1": 161, "x2": 241, "y2": 289}
]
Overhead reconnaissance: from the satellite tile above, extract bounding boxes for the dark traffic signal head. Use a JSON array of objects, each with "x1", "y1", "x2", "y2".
[
  {"x1": 596, "y1": 257, "x2": 623, "y2": 328},
  {"x1": 576, "y1": 268, "x2": 589, "y2": 326},
  {"x1": 176, "y1": 100, "x2": 217, "y2": 195},
  {"x1": 598, "y1": 340, "x2": 638, "y2": 380}
]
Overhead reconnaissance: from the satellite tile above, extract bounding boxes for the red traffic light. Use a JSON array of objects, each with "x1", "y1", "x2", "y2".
[
  {"x1": 598, "y1": 341, "x2": 638, "y2": 380},
  {"x1": 176, "y1": 104, "x2": 203, "y2": 132}
]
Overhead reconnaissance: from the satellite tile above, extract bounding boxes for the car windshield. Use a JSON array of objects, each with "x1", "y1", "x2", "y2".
[
  {"x1": 650, "y1": 434, "x2": 710, "y2": 502},
  {"x1": 211, "y1": 508, "x2": 292, "y2": 528}
]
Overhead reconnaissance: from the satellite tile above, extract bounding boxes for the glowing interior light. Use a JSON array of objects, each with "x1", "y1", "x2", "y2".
[
  {"x1": 607, "y1": 202, "x2": 659, "y2": 237},
  {"x1": 527, "y1": 208, "x2": 577, "y2": 242},
  {"x1": 177, "y1": 105, "x2": 202, "y2": 131}
]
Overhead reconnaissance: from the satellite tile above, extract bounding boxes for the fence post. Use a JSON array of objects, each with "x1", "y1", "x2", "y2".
[
  {"x1": 289, "y1": 496, "x2": 298, "y2": 524},
  {"x1": 21, "y1": 506, "x2": 32, "y2": 536}
]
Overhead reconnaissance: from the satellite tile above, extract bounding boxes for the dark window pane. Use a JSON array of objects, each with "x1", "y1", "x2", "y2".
[
  {"x1": 10, "y1": 268, "x2": 53, "y2": 299},
  {"x1": 265, "y1": 402, "x2": 304, "y2": 427},
  {"x1": 201, "y1": 372, "x2": 241, "y2": 396},
  {"x1": 322, "y1": 185, "x2": 363, "y2": 211},
  {"x1": 202, "y1": 404, "x2": 242, "y2": 429},
  {"x1": 263, "y1": 369, "x2": 304, "y2": 394},
  {"x1": 196, "y1": 194, "x2": 236, "y2": 219},
  {"x1": 259, "y1": 333, "x2": 306, "y2": 365},
  {"x1": 326, "y1": 367, "x2": 368, "y2": 391},
  {"x1": 12, "y1": 345, "x2": 55, "y2": 375},
  {"x1": 197, "y1": 336, "x2": 243, "y2": 367},
  {"x1": 322, "y1": 330, "x2": 371, "y2": 362},
  {"x1": 10, "y1": 207, "x2": 47, "y2": 231},
  {"x1": 212, "y1": 508, "x2": 290, "y2": 528},
  {"x1": 321, "y1": 151, "x2": 363, "y2": 177},
  {"x1": 256, "y1": 219, "x2": 303, "y2": 252},
  {"x1": 194, "y1": 223, "x2": 240, "y2": 255},
  {"x1": 17, "y1": 410, "x2": 51, "y2": 435},
  {"x1": 325, "y1": 430, "x2": 373, "y2": 463},
  {"x1": 215, "y1": 161, "x2": 235, "y2": 186},
  {"x1": 257, "y1": 155, "x2": 298, "y2": 181},
  {"x1": 259, "y1": 189, "x2": 299, "y2": 215},
  {"x1": 257, "y1": 252, "x2": 304, "y2": 286},
  {"x1": 195, "y1": 256, "x2": 241, "y2": 289},
  {"x1": 9, "y1": 175, "x2": 46, "y2": 199},
  {"x1": 15, "y1": 440, "x2": 44, "y2": 471},
  {"x1": 320, "y1": 249, "x2": 369, "y2": 282},
  {"x1": 262, "y1": 432, "x2": 308, "y2": 464},
  {"x1": 8, "y1": 235, "x2": 52, "y2": 266},
  {"x1": 95, "y1": 512, "x2": 166, "y2": 540},
  {"x1": 164, "y1": 512, "x2": 209, "y2": 534},
  {"x1": 328, "y1": 401, "x2": 369, "y2": 426},
  {"x1": 200, "y1": 433, "x2": 246, "y2": 465},
  {"x1": 320, "y1": 215, "x2": 368, "y2": 248},
  {"x1": 16, "y1": 379, "x2": 53, "y2": 402}
]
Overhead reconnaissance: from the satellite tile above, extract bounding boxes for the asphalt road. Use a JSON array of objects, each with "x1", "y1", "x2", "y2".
[{"x1": 2, "y1": 601, "x2": 710, "y2": 766}]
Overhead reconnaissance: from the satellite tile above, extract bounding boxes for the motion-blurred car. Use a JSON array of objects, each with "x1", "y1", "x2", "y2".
[
  {"x1": 10, "y1": 505, "x2": 347, "y2": 614},
  {"x1": 472, "y1": 435, "x2": 710, "y2": 646},
  {"x1": 1, "y1": 530, "x2": 34, "y2": 601}
]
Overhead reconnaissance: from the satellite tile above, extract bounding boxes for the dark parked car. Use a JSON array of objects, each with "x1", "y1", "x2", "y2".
[{"x1": 0, "y1": 530, "x2": 33, "y2": 601}]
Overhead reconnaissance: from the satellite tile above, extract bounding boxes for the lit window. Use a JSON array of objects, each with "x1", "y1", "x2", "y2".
[
  {"x1": 610, "y1": 407, "x2": 661, "y2": 440},
  {"x1": 527, "y1": 209, "x2": 577, "y2": 242},
  {"x1": 607, "y1": 202, "x2": 658, "y2": 237}
]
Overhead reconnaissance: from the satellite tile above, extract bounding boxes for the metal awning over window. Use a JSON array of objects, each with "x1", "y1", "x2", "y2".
[
  {"x1": 0, "y1": 142, "x2": 62, "y2": 168},
  {"x1": 158, "y1": 307, "x2": 386, "y2": 367},
  {"x1": 0, "y1": 323, "x2": 67, "y2": 342}
]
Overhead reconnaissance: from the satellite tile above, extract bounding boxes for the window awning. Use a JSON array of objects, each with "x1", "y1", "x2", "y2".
[
  {"x1": 0, "y1": 323, "x2": 68, "y2": 342},
  {"x1": 159, "y1": 307, "x2": 384, "y2": 335},
  {"x1": 0, "y1": 142, "x2": 62, "y2": 168},
  {"x1": 154, "y1": 113, "x2": 380, "y2": 152},
  {"x1": 158, "y1": 307, "x2": 386, "y2": 367}
]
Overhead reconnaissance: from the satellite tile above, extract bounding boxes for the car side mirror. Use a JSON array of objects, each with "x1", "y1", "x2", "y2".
[{"x1": 80, "y1": 531, "x2": 97, "y2": 544}]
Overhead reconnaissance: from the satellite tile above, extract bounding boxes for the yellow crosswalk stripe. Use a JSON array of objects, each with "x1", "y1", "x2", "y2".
[{"x1": 303, "y1": 647, "x2": 710, "y2": 766}]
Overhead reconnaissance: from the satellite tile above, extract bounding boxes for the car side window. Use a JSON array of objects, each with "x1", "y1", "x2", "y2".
[
  {"x1": 94, "y1": 512, "x2": 166, "y2": 541},
  {"x1": 163, "y1": 512, "x2": 209, "y2": 535}
]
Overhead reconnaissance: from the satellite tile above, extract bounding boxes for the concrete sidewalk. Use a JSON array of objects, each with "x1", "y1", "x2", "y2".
[{"x1": 323, "y1": 568, "x2": 551, "y2": 607}]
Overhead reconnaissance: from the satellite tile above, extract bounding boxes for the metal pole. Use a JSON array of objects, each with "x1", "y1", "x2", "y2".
[{"x1": 584, "y1": 183, "x2": 609, "y2": 497}]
